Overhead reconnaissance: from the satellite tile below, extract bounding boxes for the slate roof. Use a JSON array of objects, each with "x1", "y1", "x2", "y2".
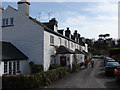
[
  {"x1": 82, "y1": 50, "x2": 88, "y2": 55},
  {"x1": 0, "y1": 42, "x2": 28, "y2": 61},
  {"x1": 29, "y1": 16, "x2": 85, "y2": 46},
  {"x1": 56, "y1": 46, "x2": 74, "y2": 54},
  {"x1": 74, "y1": 49, "x2": 84, "y2": 54}
]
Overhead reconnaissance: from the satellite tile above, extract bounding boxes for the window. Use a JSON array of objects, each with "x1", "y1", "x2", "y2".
[
  {"x1": 50, "y1": 35, "x2": 54, "y2": 44},
  {"x1": 59, "y1": 38, "x2": 61, "y2": 45},
  {"x1": 17, "y1": 61, "x2": 20, "y2": 72},
  {"x1": 9, "y1": 62, "x2": 12, "y2": 75},
  {"x1": 74, "y1": 44, "x2": 76, "y2": 48},
  {"x1": 4, "y1": 61, "x2": 20, "y2": 75},
  {"x1": 6, "y1": 18, "x2": 8, "y2": 25},
  {"x1": 65, "y1": 40, "x2": 67, "y2": 47},
  {"x1": 10, "y1": 17, "x2": 14, "y2": 25},
  {"x1": 68, "y1": 41, "x2": 70, "y2": 48},
  {"x1": 4, "y1": 62, "x2": 7, "y2": 73},
  {"x1": 13, "y1": 62, "x2": 16, "y2": 75},
  {"x1": 2, "y1": 17, "x2": 14, "y2": 26},
  {"x1": 71, "y1": 43, "x2": 73, "y2": 48},
  {"x1": 50, "y1": 55, "x2": 55, "y2": 64},
  {"x1": 2, "y1": 19, "x2": 5, "y2": 26}
]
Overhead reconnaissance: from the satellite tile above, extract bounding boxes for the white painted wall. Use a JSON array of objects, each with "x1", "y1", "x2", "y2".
[
  {"x1": 2, "y1": 6, "x2": 44, "y2": 66},
  {"x1": 55, "y1": 54, "x2": 73, "y2": 69},
  {"x1": 0, "y1": 62, "x2": 4, "y2": 76},
  {"x1": 76, "y1": 54, "x2": 85, "y2": 64},
  {"x1": 43, "y1": 29, "x2": 87, "y2": 70},
  {"x1": 20, "y1": 60, "x2": 31, "y2": 74},
  {"x1": 118, "y1": 2, "x2": 120, "y2": 39},
  {"x1": 1, "y1": 4, "x2": 88, "y2": 72}
]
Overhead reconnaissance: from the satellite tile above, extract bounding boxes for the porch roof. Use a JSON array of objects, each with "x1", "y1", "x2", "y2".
[
  {"x1": 82, "y1": 50, "x2": 88, "y2": 55},
  {"x1": 0, "y1": 42, "x2": 28, "y2": 61},
  {"x1": 74, "y1": 49, "x2": 84, "y2": 54},
  {"x1": 56, "y1": 46, "x2": 74, "y2": 54}
]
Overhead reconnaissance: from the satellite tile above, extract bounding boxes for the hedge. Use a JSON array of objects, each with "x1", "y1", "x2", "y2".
[
  {"x1": 49, "y1": 64, "x2": 60, "y2": 70},
  {"x1": 29, "y1": 62, "x2": 43, "y2": 74},
  {"x1": 2, "y1": 67, "x2": 68, "y2": 89}
]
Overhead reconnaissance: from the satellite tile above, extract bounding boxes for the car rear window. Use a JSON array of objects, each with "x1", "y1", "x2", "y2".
[{"x1": 106, "y1": 62, "x2": 119, "y2": 67}]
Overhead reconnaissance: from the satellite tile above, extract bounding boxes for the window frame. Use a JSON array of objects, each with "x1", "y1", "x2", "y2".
[
  {"x1": 17, "y1": 61, "x2": 20, "y2": 72},
  {"x1": 4, "y1": 61, "x2": 8, "y2": 73},
  {"x1": 10, "y1": 17, "x2": 14, "y2": 25},
  {"x1": 50, "y1": 35, "x2": 54, "y2": 45},
  {"x1": 65, "y1": 40, "x2": 67, "y2": 47},
  {"x1": 2, "y1": 19, "x2": 5, "y2": 26},
  {"x1": 6, "y1": 18, "x2": 9, "y2": 25}
]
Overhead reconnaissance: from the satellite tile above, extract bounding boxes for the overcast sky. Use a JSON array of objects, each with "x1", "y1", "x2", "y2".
[{"x1": 2, "y1": 0, "x2": 119, "y2": 40}]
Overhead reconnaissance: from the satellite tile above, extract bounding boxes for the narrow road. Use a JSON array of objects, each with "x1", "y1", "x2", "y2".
[{"x1": 46, "y1": 60, "x2": 120, "y2": 88}]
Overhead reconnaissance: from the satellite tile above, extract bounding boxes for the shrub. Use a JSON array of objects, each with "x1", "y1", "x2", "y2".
[
  {"x1": 49, "y1": 64, "x2": 60, "y2": 70},
  {"x1": 2, "y1": 67, "x2": 68, "y2": 89},
  {"x1": 72, "y1": 64, "x2": 81, "y2": 72},
  {"x1": 29, "y1": 61, "x2": 43, "y2": 74}
]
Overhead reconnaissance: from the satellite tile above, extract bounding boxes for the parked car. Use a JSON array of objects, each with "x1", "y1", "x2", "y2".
[
  {"x1": 104, "y1": 57, "x2": 115, "y2": 66},
  {"x1": 114, "y1": 67, "x2": 120, "y2": 82},
  {"x1": 105, "y1": 62, "x2": 120, "y2": 75}
]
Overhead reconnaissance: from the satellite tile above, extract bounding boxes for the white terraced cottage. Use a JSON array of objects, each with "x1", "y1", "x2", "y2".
[{"x1": 0, "y1": 0, "x2": 88, "y2": 76}]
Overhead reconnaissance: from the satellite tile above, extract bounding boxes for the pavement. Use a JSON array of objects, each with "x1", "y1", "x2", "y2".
[{"x1": 43, "y1": 59, "x2": 120, "y2": 88}]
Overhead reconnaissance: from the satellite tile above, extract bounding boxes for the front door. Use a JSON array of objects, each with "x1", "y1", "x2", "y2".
[{"x1": 60, "y1": 56, "x2": 66, "y2": 66}]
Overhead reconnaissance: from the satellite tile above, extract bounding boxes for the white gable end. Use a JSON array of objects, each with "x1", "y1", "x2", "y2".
[{"x1": 2, "y1": 6, "x2": 44, "y2": 65}]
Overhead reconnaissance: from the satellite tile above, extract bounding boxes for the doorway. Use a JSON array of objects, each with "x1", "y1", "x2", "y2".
[{"x1": 60, "y1": 56, "x2": 66, "y2": 66}]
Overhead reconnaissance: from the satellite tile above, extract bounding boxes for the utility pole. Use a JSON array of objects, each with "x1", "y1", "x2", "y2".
[{"x1": 48, "y1": 12, "x2": 53, "y2": 20}]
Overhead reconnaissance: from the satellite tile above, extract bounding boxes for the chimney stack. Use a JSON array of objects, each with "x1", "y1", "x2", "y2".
[
  {"x1": 49, "y1": 18, "x2": 58, "y2": 31},
  {"x1": 74, "y1": 30, "x2": 78, "y2": 42},
  {"x1": 17, "y1": 0, "x2": 30, "y2": 15},
  {"x1": 65, "y1": 27, "x2": 71, "y2": 38}
]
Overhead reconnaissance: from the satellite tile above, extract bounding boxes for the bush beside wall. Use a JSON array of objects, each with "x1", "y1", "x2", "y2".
[
  {"x1": 29, "y1": 62, "x2": 43, "y2": 74},
  {"x1": 2, "y1": 67, "x2": 68, "y2": 89},
  {"x1": 49, "y1": 64, "x2": 60, "y2": 70}
]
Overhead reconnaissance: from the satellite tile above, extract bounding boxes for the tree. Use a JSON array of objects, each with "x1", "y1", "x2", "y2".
[{"x1": 98, "y1": 34, "x2": 110, "y2": 40}]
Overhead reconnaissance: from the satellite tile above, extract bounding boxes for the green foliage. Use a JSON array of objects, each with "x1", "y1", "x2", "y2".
[
  {"x1": 72, "y1": 64, "x2": 81, "y2": 72},
  {"x1": 109, "y1": 48, "x2": 120, "y2": 56},
  {"x1": 2, "y1": 67, "x2": 68, "y2": 89},
  {"x1": 29, "y1": 61, "x2": 43, "y2": 74},
  {"x1": 49, "y1": 64, "x2": 60, "y2": 70}
]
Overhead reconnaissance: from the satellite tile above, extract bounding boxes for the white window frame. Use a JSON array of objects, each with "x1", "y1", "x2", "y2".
[
  {"x1": 59, "y1": 38, "x2": 61, "y2": 45},
  {"x1": 3, "y1": 61, "x2": 20, "y2": 75},
  {"x1": 10, "y1": 17, "x2": 14, "y2": 25},
  {"x1": 65, "y1": 40, "x2": 67, "y2": 47},
  {"x1": 2, "y1": 19, "x2": 5, "y2": 26},
  {"x1": 50, "y1": 35, "x2": 54, "y2": 44},
  {"x1": 4, "y1": 61, "x2": 7, "y2": 73},
  {"x1": 6, "y1": 18, "x2": 9, "y2": 25}
]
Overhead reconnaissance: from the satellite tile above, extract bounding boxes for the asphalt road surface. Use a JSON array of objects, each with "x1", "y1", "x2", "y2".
[{"x1": 46, "y1": 59, "x2": 120, "y2": 88}]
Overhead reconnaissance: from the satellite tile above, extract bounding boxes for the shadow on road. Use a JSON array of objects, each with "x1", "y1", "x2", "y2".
[
  {"x1": 95, "y1": 71, "x2": 114, "y2": 79},
  {"x1": 104, "y1": 80, "x2": 120, "y2": 88},
  {"x1": 95, "y1": 60, "x2": 120, "y2": 88}
]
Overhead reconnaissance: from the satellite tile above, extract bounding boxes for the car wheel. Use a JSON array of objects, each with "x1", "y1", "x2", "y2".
[{"x1": 115, "y1": 76, "x2": 119, "y2": 82}]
